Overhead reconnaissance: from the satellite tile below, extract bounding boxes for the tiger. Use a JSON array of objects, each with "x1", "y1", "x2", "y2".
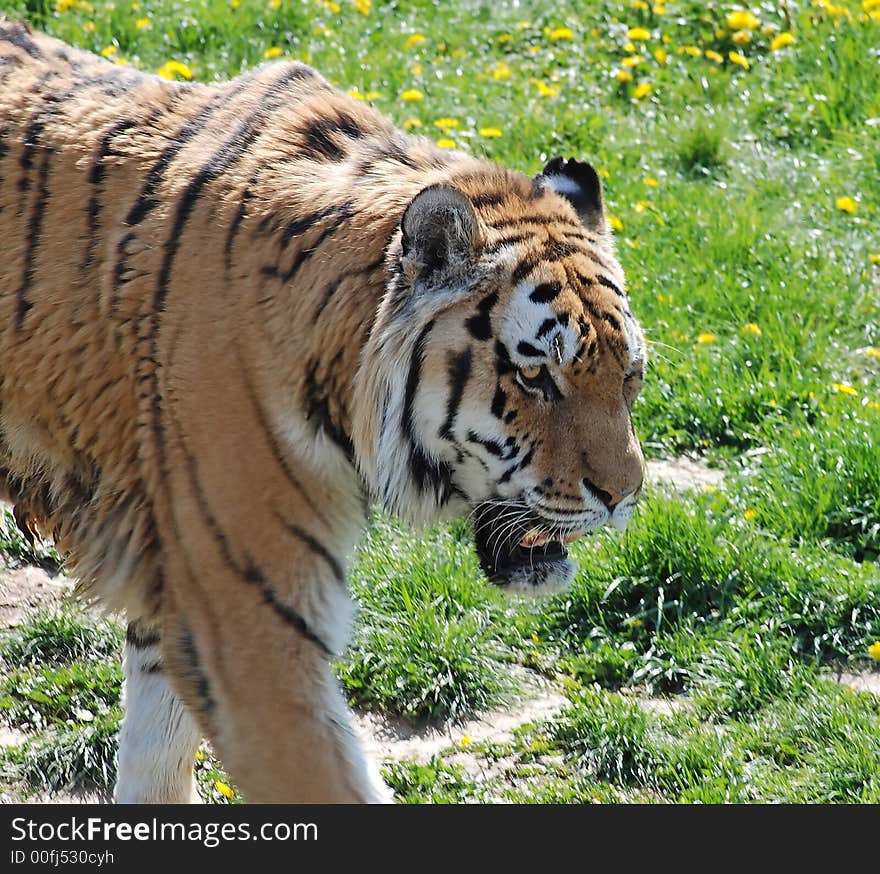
[{"x1": 0, "y1": 20, "x2": 646, "y2": 803}]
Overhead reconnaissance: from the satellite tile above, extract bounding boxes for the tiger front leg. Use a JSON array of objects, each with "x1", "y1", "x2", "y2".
[
  {"x1": 115, "y1": 620, "x2": 203, "y2": 804},
  {"x1": 158, "y1": 585, "x2": 391, "y2": 804}
]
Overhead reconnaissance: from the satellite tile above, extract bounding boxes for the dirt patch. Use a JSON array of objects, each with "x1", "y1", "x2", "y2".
[
  {"x1": 646, "y1": 456, "x2": 725, "y2": 492},
  {"x1": 0, "y1": 564, "x2": 75, "y2": 630},
  {"x1": 828, "y1": 669, "x2": 880, "y2": 697}
]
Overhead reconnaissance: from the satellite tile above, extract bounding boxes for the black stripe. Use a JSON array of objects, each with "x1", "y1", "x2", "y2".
[
  {"x1": 597, "y1": 274, "x2": 624, "y2": 297},
  {"x1": 280, "y1": 204, "x2": 354, "y2": 283},
  {"x1": 126, "y1": 620, "x2": 160, "y2": 649},
  {"x1": 82, "y1": 117, "x2": 139, "y2": 271},
  {"x1": 2, "y1": 23, "x2": 43, "y2": 60},
  {"x1": 224, "y1": 187, "x2": 252, "y2": 269},
  {"x1": 583, "y1": 297, "x2": 622, "y2": 333},
  {"x1": 489, "y1": 213, "x2": 580, "y2": 231},
  {"x1": 536, "y1": 317, "x2": 557, "y2": 339},
  {"x1": 517, "y1": 341, "x2": 544, "y2": 358},
  {"x1": 176, "y1": 622, "x2": 216, "y2": 716},
  {"x1": 16, "y1": 148, "x2": 51, "y2": 331},
  {"x1": 490, "y1": 384, "x2": 507, "y2": 420},
  {"x1": 511, "y1": 256, "x2": 538, "y2": 286},
  {"x1": 466, "y1": 430, "x2": 516, "y2": 460},
  {"x1": 281, "y1": 204, "x2": 342, "y2": 248},
  {"x1": 303, "y1": 357, "x2": 354, "y2": 460},
  {"x1": 529, "y1": 281, "x2": 561, "y2": 303},
  {"x1": 273, "y1": 510, "x2": 344, "y2": 584},
  {"x1": 439, "y1": 348, "x2": 472, "y2": 440},
  {"x1": 470, "y1": 191, "x2": 506, "y2": 209},
  {"x1": 465, "y1": 291, "x2": 498, "y2": 341},
  {"x1": 483, "y1": 232, "x2": 533, "y2": 254},
  {"x1": 298, "y1": 112, "x2": 364, "y2": 162}
]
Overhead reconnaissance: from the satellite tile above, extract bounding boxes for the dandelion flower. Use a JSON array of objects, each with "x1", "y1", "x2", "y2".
[
  {"x1": 215, "y1": 781, "x2": 235, "y2": 799},
  {"x1": 100, "y1": 46, "x2": 118, "y2": 58},
  {"x1": 653, "y1": 48, "x2": 668, "y2": 64},
  {"x1": 402, "y1": 118, "x2": 422, "y2": 130},
  {"x1": 627, "y1": 27, "x2": 651, "y2": 41},
  {"x1": 434, "y1": 117, "x2": 459, "y2": 130},
  {"x1": 263, "y1": 46, "x2": 283, "y2": 59},
  {"x1": 732, "y1": 29, "x2": 751, "y2": 44},
  {"x1": 705, "y1": 49, "x2": 724, "y2": 63},
  {"x1": 616, "y1": 69, "x2": 634, "y2": 83},
  {"x1": 436, "y1": 138, "x2": 457, "y2": 148},
  {"x1": 771, "y1": 31, "x2": 795, "y2": 50},
  {"x1": 622, "y1": 54, "x2": 643, "y2": 67},
  {"x1": 634, "y1": 82, "x2": 652, "y2": 98},
  {"x1": 498, "y1": 33, "x2": 513, "y2": 44},
  {"x1": 157, "y1": 60, "x2": 194, "y2": 81},
  {"x1": 743, "y1": 322, "x2": 762, "y2": 336},
  {"x1": 864, "y1": 347, "x2": 880, "y2": 358},
  {"x1": 608, "y1": 215, "x2": 624, "y2": 231},
  {"x1": 459, "y1": 735, "x2": 472, "y2": 748},
  {"x1": 400, "y1": 88, "x2": 424, "y2": 102},
  {"x1": 549, "y1": 27, "x2": 574, "y2": 40},
  {"x1": 535, "y1": 80, "x2": 561, "y2": 97},
  {"x1": 685, "y1": 45, "x2": 702, "y2": 57},
  {"x1": 728, "y1": 51, "x2": 750, "y2": 69},
  {"x1": 135, "y1": 17, "x2": 151, "y2": 29},
  {"x1": 868, "y1": 641, "x2": 880, "y2": 661},
  {"x1": 835, "y1": 196, "x2": 857, "y2": 214},
  {"x1": 727, "y1": 10, "x2": 760, "y2": 30},
  {"x1": 696, "y1": 332, "x2": 716, "y2": 344},
  {"x1": 479, "y1": 127, "x2": 503, "y2": 138},
  {"x1": 870, "y1": 254, "x2": 880, "y2": 264},
  {"x1": 832, "y1": 382, "x2": 858, "y2": 396},
  {"x1": 354, "y1": 0, "x2": 371, "y2": 14},
  {"x1": 643, "y1": 177, "x2": 659, "y2": 187},
  {"x1": 744, "y1": 509, "x2": 757, "y2": 521},
  {"x1": 405, "y1": 33, "x2": 427, "y2": 49}
]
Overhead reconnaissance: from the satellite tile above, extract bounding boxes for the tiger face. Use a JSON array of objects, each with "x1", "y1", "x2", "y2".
[{"x1": 354, "y1": 157, "x2": 646, "y2": 594}]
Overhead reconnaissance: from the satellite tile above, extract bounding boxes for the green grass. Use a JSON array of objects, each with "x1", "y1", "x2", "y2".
[{"x1": 0, "y1": 0, "x2": 878, "y2": 803}]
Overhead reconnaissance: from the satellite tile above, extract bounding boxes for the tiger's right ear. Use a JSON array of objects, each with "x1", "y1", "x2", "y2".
[
  {"x1": 401, "y1": 185, "x2": 480, "y2": 283},
  {"x1": 534, "y1": 157, "x2": 605, "y2": 232}
]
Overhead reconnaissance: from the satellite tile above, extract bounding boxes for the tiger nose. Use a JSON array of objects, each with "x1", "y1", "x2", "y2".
[{"x1": 583, "y1": 478, "x2": 638, "y2": 509}]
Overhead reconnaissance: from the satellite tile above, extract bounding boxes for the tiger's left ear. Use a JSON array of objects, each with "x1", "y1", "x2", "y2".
[{"x1": 534, "y1": 157, "x2": 605, "y2": 232}]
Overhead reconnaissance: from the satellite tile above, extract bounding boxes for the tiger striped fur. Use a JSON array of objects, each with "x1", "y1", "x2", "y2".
[{"x1": 0, "y1": 21, "x2": 646, "y2": 803}]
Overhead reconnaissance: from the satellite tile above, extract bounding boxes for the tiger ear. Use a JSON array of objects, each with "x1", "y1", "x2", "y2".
[
  {"x1": 401, "y1": 184, "x2": 480, "y2": 281},
  {"x1": 534, "y1": 157, "x2": 605, "y2": 231}
]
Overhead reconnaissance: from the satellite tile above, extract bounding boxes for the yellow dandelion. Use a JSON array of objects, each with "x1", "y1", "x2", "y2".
[
  {"x1": 400, "y1": 89, "x2": 424, "y2": 102},
  {"x1": 312, "y1": 24, "x2": 332, "y2": 36},
  {"x1": 771, "y1": 32, "x2": 796, "y2": 50},
  {"x1": 493, "y1": 61, "x2": 512, "y2": 81},
  {"x1": 230, "y1": 0, "x2": 240, "y2": 7},
  {"x1": 865, "y1": 0, "x2": 880, "y2": 11},
  {"x1": 83, "y1": 21, "x2": 96, "y2": 32},
  {"x1": 744, "y1": 509, "x2": 757, "y2": 521},
  {"x1": 616, "y1": 68, "x2": 634, "y2": 83},
  {"x1": 624, "y1": 41, "x2": 637, "y2": 52},
  {"x1": 644, "y1": 177, "x2": 659, "y2": 187},
  {"x1": 868, "y1": 401, "x2": 880, "y2": 412},
  {"x1": 631, "y1": 0, "x2": 649, "y2": 9},
  {"x1": 870, "y1": 254, "x2": 880, "y2": 264},
  {"x1": 864, "y1": 347, "x2": 880, "y2": 358},
  {"x1": 702, "y1": 483, "x2": 718, "y2": 493},
  {"x1": 114, "y1": 56, "x2": 128, "y2": 66},
  {"x1": 743, "y1": 322, "x2": 762, "y2": 336},
  {"x1": 215, "y1": 781, "x2": 235, "y2": 799},
  {"x1": 365, "y1": 91, "x2": 383, "y2": 100},
  {"x1": 732, "y1": 29, "x2": 751, "y2": 44},
  {"x1": 157, "y1": 60, "x2": 194, "y2": 81},
  {"x1": 324, "y1": 0, "x2": 340, "y2": 11},
  {"x1": 535, "y1": 80, "x2": 561, "y2": 97},
  {"x1": 405, "y1": 33, "x2": 427, "y2": 49},
  {"x1": 498, "y1": 33, "x2": 513, "y2": 44},
  {"x1": 868, "y1": 641, "x2": 880, "y2": 661},
  {"x1": 459, "y1": 735, "x2": 472, "y2": 748},
  {"x1": 100, "y1": 46, "x2": 118, "y2": 58},
  {"x1": 402, "y1": 118, "x2": 422, "y2": 130},
  {"x1": 727, "y1": 10, "x2": 759, "y2": 30},
  {"x1": 705, "y1": 49, "x2": 724, "y2": 63},
  {"x1": 627, "y1": 27, "x2": 651, "y2": 41},
  {"x1": 608, "y1": 215, "x2": 624, "y2": 231},
  {"x1": 697, "y1": 332, "x2": 716, "y2": 344},
  {"x1": 832, "y1": 382, "x2": 858, "y2": 396},
  {"x1": 728, "y1": 51, "x2": 750, "y2": 69},
  {"x1": 836, "y1": 196, "x2": 857, "y2": 214},
  {"x1": 531, "y1": 632, "x2": 540, "y2": 644},
  {"x1": 135, "y1": 17, "x2": 150, "y2": 29},
  {"x1": 354, "y1": 0, "x2": 371, "y2": 14},
  {"x1": 434, "y1": 117, "x2": 459, "y2": 130},
  {"x1": 653, "y1": 48, "x2": 668, "y2": 64},
  {"x1": 268, "y1": 0, "x2": 280, "y2": 8},
  {"x1": 479, "y1": 127, "x2": 503, "y2": 138},
  {"x1": 549, "y1": 27, "x2": 574, "y2": 41},
  {"x1": 411, "y1": 63, "x2": 423, "y2": 75},
  {"x1": 654, "y1": 3, "x2": 667, "y2": 13},
  {"x1": 634, "y1": 82, "x2": 652, "y2": 99},
  {"x1": 436, "y1": 138, "x2": 457, "y2": 148},
  {"x1": 263, "y1": 46, "x2": 283, "y2": 59},
  {"x1": 194, "y1": 750, "x2": 205, "y2": 761},
  {"x1": 685, "y1": 45, "x2": 702, "y2": 57},
  {"x1": 622, "y1": 54, "x2": 643, "y2": 67}
]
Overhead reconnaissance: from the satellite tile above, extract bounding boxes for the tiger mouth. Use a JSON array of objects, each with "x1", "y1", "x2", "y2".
[{"x1": 471, "y1": 502, "x2": 584, "y2": 592}]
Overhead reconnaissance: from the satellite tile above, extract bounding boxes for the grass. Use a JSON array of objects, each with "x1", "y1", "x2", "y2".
[{"x1": 0, "y1": 0, "x2": 878, "y2": 803}]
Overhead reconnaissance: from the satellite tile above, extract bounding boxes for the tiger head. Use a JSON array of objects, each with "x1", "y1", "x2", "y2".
[{"x1": 353, "y1": 157, "x2": 646, "y2": 594}]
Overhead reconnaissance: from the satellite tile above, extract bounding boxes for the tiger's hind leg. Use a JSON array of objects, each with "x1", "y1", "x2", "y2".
[{"x1": 115, "y1": 620, "x2": 203, "y2": 804}]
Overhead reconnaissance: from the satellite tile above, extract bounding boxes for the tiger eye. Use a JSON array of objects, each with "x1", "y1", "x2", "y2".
[{"x1": 518, "y1": 365, "x2": 542, "y2": 380}]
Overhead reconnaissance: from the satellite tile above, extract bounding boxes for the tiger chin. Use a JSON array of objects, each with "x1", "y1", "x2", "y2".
[{"x1": 0, "y1": 20, "x2": 646, "y2": 804}]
